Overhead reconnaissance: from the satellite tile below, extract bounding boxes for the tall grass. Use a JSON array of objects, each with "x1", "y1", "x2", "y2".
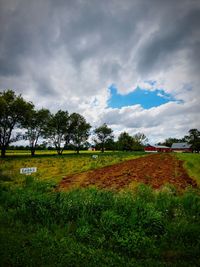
[
  {"x1": 176, "y1": 153, "x2": 200, "y2": 185},
  {"x1": 1, "y1": 179, "x2": 200, "y2": 266}
]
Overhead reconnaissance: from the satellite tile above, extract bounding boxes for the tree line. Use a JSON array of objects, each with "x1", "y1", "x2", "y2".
[
  {"x1": 0, "y1": 90, "x2": 148, "y2": 157},
  {"x1": 1, "y1": 90, "x2": 199, "y2": 157}
]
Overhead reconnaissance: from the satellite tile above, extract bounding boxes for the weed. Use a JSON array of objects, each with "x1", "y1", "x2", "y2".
[{"x1": 1, "y1": 180, "x2": 200, "y2": 266}]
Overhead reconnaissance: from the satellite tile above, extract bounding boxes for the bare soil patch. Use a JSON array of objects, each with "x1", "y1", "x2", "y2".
[{"x1": 59, "y1": 154, "x2": 197, "y2": 191}]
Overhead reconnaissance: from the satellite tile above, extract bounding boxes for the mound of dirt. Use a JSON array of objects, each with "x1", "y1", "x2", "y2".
[{"x1": 59, "y1": 154, "x2": 197, "y2": 191}]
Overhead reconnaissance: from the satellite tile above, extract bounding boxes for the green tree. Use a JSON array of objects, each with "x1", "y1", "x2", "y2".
[
  {"x1": 132, "y1": 132, "x2": 148, "y2": 151},
  {"x1": 0, "y1": 90, "x2": 33, "y2": 157},
  {"x1": 44, "y1": 110, "x2": 69, "y2": 155},
  {"x1": 118, "y1": 132, "x2": 134, "y2": 151},
  {"x1": 104, "y1": 138, "x2": 116, "y2": 151},
  {"x1": 94, "y1": 123, "x2": 114, "y2": 152},
  {"x1": 185, "y1": 129, "x2": 200, "y2": 153},
  {"x1": 23, "y1": 108, "x2": 50, "y2": 156},
  {"x1": 69, "y1": 113, "x2": 91, "y2": 154},
  {"x1": 132, "y1": 132, "x2": 148, "y2": 144}
]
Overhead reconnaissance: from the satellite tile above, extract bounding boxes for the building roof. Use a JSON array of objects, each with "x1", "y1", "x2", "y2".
[{"x1": 171, "y1": 142, "x2": 191, "y2": 149}]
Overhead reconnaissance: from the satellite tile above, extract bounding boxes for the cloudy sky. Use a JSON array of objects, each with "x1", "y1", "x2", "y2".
[{"x1": 0, "y1": 0, "x2": 200, "y2": 143}]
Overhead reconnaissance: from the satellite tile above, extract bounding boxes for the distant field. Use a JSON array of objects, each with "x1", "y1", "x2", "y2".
[
  {"x1": 6, "y1": 149, "x2": 96, "y2": 156},
  {"x1": 0, "y1": 151, "x2": 145, "y2": 186}
]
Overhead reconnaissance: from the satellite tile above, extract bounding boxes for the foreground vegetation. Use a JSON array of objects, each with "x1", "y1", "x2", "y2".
[
  {"x1": 1, "y1": 152, "x2": 200, "y2": 266},
  {"x1": 1, "y1": 179, "x2": 200, "y2": 267}
]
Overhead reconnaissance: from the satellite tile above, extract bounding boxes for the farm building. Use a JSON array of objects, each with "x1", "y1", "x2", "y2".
[
  {"x1": 171, "y1": 142, "x2": 192, "y2": 153},
  {"x1": 144, "y1": 145, "x2": 171, "y2": 153},
  {"x1": 88, "y1": 146, "x2": 96, "y2": 151}
]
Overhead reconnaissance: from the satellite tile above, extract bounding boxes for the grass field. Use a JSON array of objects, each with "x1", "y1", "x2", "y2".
[
  {"x1": 0, "y1": 151, "x2": 146, "y2": 186},
  {"x1": 0, "y1": 151, "x2": 200, "y2": 266},
  {"x1": 6, "y1": 149, "x2": 93, "y2": 156}
]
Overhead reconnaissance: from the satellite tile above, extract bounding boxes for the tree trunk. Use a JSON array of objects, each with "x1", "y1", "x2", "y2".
[
  {"x1": 57, "y1": 150, "x2": 62, "y2": 155},
  {"x1": 101, "y1": 144, "x2": 104, "y2": 153},
  {"x1": 1, "y1": 147, "x2": 6, "y2": 158},
  {"x1": 55, "y1": 145, "x2": 62, "y2": 155}
]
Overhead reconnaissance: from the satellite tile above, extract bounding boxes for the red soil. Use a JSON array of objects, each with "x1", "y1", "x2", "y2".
[{"x1": 59, "y1": 154, "x2": 197, "y2": 191}]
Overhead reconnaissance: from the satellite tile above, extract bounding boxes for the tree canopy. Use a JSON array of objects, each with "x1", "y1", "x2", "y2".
[
  {"x1": 94, "y1": 123, "x2": 114, "y2": 152},
  {"x1": 23, "y1": 108, "x2": 50, "y2": 156},
  {"x1": 117, "y1": 132, "x2": 147, "y2": 151},
  {"x1": 118, "y1": 132, "x2": 134, "y2": 151},
  {"x1": 69, "y1": 113, "x2": 91, "y2": 154},
  {"x1": 0, "y1": 90, "x2": 33, "y2": 157},
  {"x1": 44, "y1": 110, "x2": 69, "y2": 155},
  {"x1": 185, "y1": 129, "x2": 200, "y2": 153}
]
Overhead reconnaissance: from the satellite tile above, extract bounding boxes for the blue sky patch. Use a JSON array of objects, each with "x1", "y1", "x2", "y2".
[{"x1": 107, "y1": 85, "x2": 179, "y2": 109}]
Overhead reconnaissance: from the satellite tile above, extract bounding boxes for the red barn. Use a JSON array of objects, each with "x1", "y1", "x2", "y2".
[
  {"x1": 144, "y1": 145, "x2": 171, "y2": 153},
  {"x1": 171, "y1": 143, "x2": 192, "y2": 153}
]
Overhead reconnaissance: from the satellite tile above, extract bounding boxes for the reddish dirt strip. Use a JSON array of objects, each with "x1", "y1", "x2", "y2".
[{"x1": 59, "y1": 154, "x2": 197, "y2": 191}]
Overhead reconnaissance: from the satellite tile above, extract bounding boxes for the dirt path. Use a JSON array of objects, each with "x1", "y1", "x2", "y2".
[{"x1": 59, "y1": 154, "x2": 197, "y2": 191}]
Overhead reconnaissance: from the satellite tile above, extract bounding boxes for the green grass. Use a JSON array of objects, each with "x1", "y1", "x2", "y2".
[
  {"x1": 1, "y1": 152, "x2": 200, "y2": 266},
  {"x1": 176, "y1": 153, "x2": 200, "y2": 185},
  {"x1": 0, "y1": 180, "x2": 200, "y2": 267},
  {"x1": 6, "y1": 149, "x2": 96, "y2": 156},
  {"x1": 0, "y1": 151, "x2": 145, "y2": 186}
]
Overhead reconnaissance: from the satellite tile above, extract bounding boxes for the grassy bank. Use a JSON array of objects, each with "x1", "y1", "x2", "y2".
[
  {"x1": 176, "y1": 153, "x2": 200, "y2": 185},
  {"x1": 1, "y1": 179, "x2": 200, "y2": 267}
]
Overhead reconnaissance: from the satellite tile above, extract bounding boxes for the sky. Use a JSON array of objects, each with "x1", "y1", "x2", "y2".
[
  {"x1": 0, "y1": 0, "x2": 200, "y2": 143},
  {"x1": 108, "y1": 84, "x2": 177, "y2": 109}
]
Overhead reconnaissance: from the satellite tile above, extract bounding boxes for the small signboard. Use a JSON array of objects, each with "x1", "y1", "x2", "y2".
[
  {"x1": 20, "y1": 167, "x2": 37, "y2": 175},
  {"x1": 92, "y1": 155, "x2": 98, "y2": 159}
]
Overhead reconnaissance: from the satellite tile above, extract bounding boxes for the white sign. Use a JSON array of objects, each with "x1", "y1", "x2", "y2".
[
  {"x1": 92, "y1": 155, "x2": 98, "y2": 159},
  {"x1": 20, "y1": 167, "x2": 37, "y2": 175}
]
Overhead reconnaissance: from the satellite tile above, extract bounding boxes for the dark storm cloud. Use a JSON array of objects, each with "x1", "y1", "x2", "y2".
[
  {"x1": 0, "y1": 0, "x2": 200, "y2": 142},
  {"x1": 0, "y1": 0, "x2": 142, "y2": 77},
  {"x1": 1, "y1": 0, "x2": 199, "y2": 82},
  {"x1": 34, "y1": 75, "x2": 57, "y2": 97},
  {"x1": 137, "y1": 5, "x2": 200, "y2": 75},
  {"x1": 55, "y1": 1, "x2": 140, "y2": 66},
  {"x1": 0, "y1": 1, "x2": 55, "y2": 62}
]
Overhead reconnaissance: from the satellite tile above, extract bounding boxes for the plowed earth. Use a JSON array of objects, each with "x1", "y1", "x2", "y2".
[{"x1": 59, "y1": 154, "x2": 197, "y2": 191}]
